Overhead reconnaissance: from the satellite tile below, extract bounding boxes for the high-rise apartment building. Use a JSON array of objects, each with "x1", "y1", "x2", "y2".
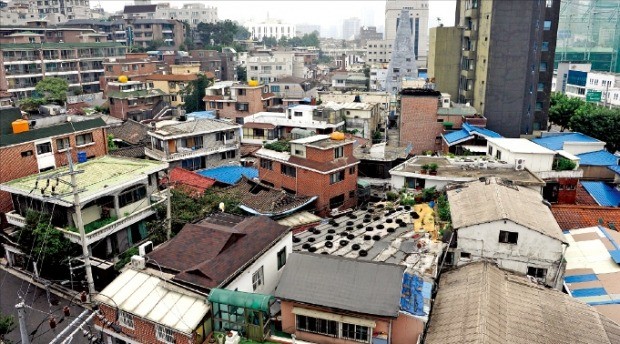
[
  {"x1": 0, "y1": 0, "x2": 101, "y2": 25},
  {"x1": 342, "y1": 17, "x2": 361, "y2": 40},
  {"x1": 386, "y1": 10, "x2": 418, "y2": 94},
  {"x1": 385, "y1": 0, "x2": 429, "y2": 66},
  {"x1": 454, "y1": 0, "x2": 560, "y2": 137}
]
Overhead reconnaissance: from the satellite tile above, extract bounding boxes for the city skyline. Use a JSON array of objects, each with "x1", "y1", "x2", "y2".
[{"x1": 98, "y1": 0, "x2": 456, "y2": 37}]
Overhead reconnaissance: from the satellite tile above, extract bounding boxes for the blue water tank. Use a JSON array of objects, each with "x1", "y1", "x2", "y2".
[{"x1": 77, "y1": 151, "x2": 87, "y2": 163}]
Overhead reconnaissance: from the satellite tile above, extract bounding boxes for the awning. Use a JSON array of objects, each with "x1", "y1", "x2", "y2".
[
  {"x1": 292, "y1": 307, "x2": 377, "y2": 328},
  {"x1": 209, "y1": 288, "x2": 273, "y2": 312}
]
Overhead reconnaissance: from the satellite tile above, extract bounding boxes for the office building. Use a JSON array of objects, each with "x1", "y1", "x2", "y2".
[
  {"x1": 385, "y1": 0, "x2": 429, "y2": 66},
  {"x1": 342, "y1": 17, "x2": 361, "y2": 40}
]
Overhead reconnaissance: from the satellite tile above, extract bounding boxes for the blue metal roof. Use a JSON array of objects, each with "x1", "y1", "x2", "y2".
[
  {"x1": 197, "y1": 166, "x2": 259, "y2": 185},
  {"x1": 581, "y1": 181, "x2": 620, "y2": 207},
  {"x1": 609, "y1": 165, "x2": 620, "y2": 175},
  {"x1": 576, "y1": 150, "x2": 619, "y2": 166},
  {"x1": 531, "y1": 132, "x2": 601, "y2": 151},
  {"x1": 442, "y1": 129, "x2": 472, "y2": 145},
  {"x1": 462, "y1": 122, "x2": 502, "y2": 139},
  {"x1": 186, "y1": 110, "x2": 216, "y2": 119}
]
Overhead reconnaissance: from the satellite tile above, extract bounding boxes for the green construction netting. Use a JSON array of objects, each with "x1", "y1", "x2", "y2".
[{"x1": 209, "y1": 288, "x2": 274, "y2": 312}]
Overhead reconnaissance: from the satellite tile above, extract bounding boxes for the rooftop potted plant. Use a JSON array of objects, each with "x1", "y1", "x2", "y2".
[
  {"x1": 421, "y1": 164, "x2": 430, "y2": 174},
  {"x1": 429, "y1": 163, "x2": 438, "y2": 175}
]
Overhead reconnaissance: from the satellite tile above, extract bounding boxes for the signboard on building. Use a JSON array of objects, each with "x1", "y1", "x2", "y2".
[{"x1": 586, "y1": 90, "x2": 602, "y2": 102}]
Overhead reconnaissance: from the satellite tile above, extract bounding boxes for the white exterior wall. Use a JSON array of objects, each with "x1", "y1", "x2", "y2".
[
  {"x1": 487, "y1": 142, "x2": 554, "y2": 172},
  {"x1": 456, "y1": 220, "x2": 565, "y2": 288},
  {"x1": 370, "y1": 68, "x2": 388, "y2": 91},
  {"x1": 246, "y1": 22, "x2": 296, "y2": 41},
  {"x1": 247, "y1": 53, "x2": 296, "y2": 83},
  {"x1": 562, "y1": 141, "x2": 607, "y2": 156},
  {"x1": 224, "y1": 232, "x2": 292, "y2": 295},
  {"x1": 365, "y1": 39, "x2": 393, "y2": 64},
  {"x1": 391, "y1": 174, "x2": 450, "y2": 191},
  {"x1": 156, "y1": 3, "x2": 218, "y2": 26}
]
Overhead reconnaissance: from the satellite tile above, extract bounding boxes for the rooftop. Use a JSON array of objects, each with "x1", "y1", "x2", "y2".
[
  {"x1": 581, "y1": 181, "x2": 620, "y2": 207},
  {"x1": 442, "y1": 122, "x2": 502, "y2": 145},
  {"x1": 107, "y1": 119, "x2": 149, "y2": 145},
  {"x1": 275, "y1": 253, "x2": 405, "y2": 317},
  {"x1": 147, "y1": 74, "x2": 198, "y2": 82},
  {"x1": 390, "y1": 157, "x2": 545, "y2": 187},
  {"x1": 0, "y1": 156, "x2": 168, "y2": 206},
  {"x1": 150, "y1": 118, "x2": 240, "y2": 139},
  {"x1": 436, "y1": 105, "x2": 478, "y2": 116},
  {"x1": 563, "y1": 225, "x2": 620, "y2": 322},
  {"x1": 244, "y1": 112, "x2": 344, "y2": 130},
  {"x1": 487, "y1": 138, "x2": 556, "y2": 154},
  {"x1": 551, "y1": 204, "x2": 620, "y2": 230},
  {"x1": 322, "y1": 101, "x2": 375, "y2": 111},
  {"x1": 577, "y1": 150, "x2": 619, "y2": 166},
  {"x1": 425, "y1": 262, "x2": 620, "y2": 344},
  {"x1": 146, "y1": 214, "x2": 290, "y2": 290},
  {"x1": 168, "y1": 167, "x2": 216, "y2": 196},
  {"x1": 0, "y1": 42, "x2": 125, "y2": 50},
  {"x1": 95, "y1": 268, "x2": 209, "y2": 335},
  {"x1": 447, "y1": 178, "x2": 565, "y2": 242},
  {"x1": 197, "y1": 166, "x2": 258, "y2": 185},
  {"x1": 107, "y1": 88, "x2": 167, "y2": 99},
  {"x1": 532, "y1": 132, "x2": 603, "y2": 151}
]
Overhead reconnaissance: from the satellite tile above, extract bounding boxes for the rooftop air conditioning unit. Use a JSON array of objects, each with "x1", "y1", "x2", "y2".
[
  {"x1": 130, "y1": 255, "x2": 146, "y2": 270},
  {"x1": 138, "y1": 241, "x2": 153, "y2": 257},
  {"x1": 515, "y1": 158, "x2": 525, "y2": 171},
  {"x1": 478, "y1": 161, "x2": 487, "y2": 169}
]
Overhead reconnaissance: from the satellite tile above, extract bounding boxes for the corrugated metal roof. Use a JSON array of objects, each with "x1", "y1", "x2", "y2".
[
  {"x1": 442, "y1": 129, "x2": 472, "y2": 145},
  {"x1": 577, "y1": 150, "x2": 619, "y2": 166},
  {"x1": 581, "y1": 181, "x2": 620, "y2": 207},
  {"x1": 275, "y1": 253, "x2": 405, "y2": 317},
  {"x1": 447, "y1": 178, "x2": 566, "y2": 242},
  {"x1": 462, "y1": 122, "x2": 502, "y2": 139},
  {"x1": 197, "y1": 166, "x2": 258, "y2": 185},
  {"x1": 532, "y1": 132, "x2": 601, "y2": 150},
  {"x1": 609, "y1": 165, "x2": 620, "y2": 175},
  {"x1": 96, "y1": 269, "x2": 209, "y2": 335}
]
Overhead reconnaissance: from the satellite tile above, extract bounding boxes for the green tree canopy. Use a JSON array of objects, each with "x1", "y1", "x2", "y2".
[
  {"x1": 549, "y1": 92, "x2": 584, "y2": 131},
  {"x1": 35, "y1": 77, "x2": 69, "y2": 105},
  {"x1": 197, "y1": 20, "x2": 249, "y2": 47},
  {"x1": 236, "y1": 66, "x2": 247, "y2": 82},
  {"x1": 181, "y1": 73, "x2": 213, "y2": 113},
  {"x1": 570, "y1": 103, "x2": 620, "y2": 153},
  {"x1": 0, "y1": 311, "x2": 16, "y2": 342}
]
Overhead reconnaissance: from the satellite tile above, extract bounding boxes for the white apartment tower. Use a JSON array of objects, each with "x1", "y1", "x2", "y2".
[
  {"x1": 384, "y1": 0, "x2": 429, "y2": 66},
  {"x1": 343, "y1": 17, "x2": 361, "y2": 40},
  {"x1": 245, "y1": 19, "x2": 296, "y2": 41}
]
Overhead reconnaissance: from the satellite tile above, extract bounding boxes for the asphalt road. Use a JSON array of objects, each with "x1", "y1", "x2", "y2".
[{"x1": 0, "y1": 269, "x2": 92, "y2": 344}]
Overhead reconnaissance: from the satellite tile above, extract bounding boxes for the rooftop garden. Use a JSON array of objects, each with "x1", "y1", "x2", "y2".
[
  {"x1": 263, "y1": 139, "x2": 290, "y2": 152},
  {"x1": 68, "y1": 216, "x2": 118, "y2": 234}
]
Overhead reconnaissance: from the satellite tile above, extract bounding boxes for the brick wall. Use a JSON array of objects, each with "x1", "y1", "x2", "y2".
[
  {"x1": 217, "y1": 88, "x2": 265, "y2": 121},
  {"x1": 305, "y1": 143, "x2": 353, "y2": 164},
  {"x1": 0, "y1": 128, "x2": 107, "y2": 214},
  {"x1": 557, "y1": 178, "x2": 578, "y2": 205},
  {"x1": 97, "y1": 304, "x2": 196, "y2": 344},
  {"x1": 400, "y1": 95, "x2": 443, "y2": 154}
]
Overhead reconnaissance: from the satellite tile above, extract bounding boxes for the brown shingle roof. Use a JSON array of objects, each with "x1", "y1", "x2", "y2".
[
  {"x1": 107, "y1": 120, "x2": 149, "y2": 145},
  {"x1": 123, "y1": 4, "x2": 157, "y2": 13},
  {"x1": 551, "y1": 204, "x2": 620, "y2": 230},
  {"x1": 221, "y1": 177, "x2": 315, "y2": 216},
  {"x1": 425, "y1": 262, "x2": 620, "y2": 344},
  {"x1": 108, "y1": 145, "x2": 146, "y2": 159},
  {"x1": 146, "y1": 214, "x2": 289, "y2": 290}
]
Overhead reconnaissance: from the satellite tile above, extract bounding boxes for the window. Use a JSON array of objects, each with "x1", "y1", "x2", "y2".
[
  {"x1": 36, "y1": 142, "x2": 52, "y2": 155},
  {"x1": 294, "y1": 111, "x2": 302, "y2": 117},
  {"x1": 76, "y1": 133, "x2": 93, "y2": 146},
  {"x1": 118, "y1": 185, "x2": 147, "y2": 208},
  {"x1": 349, "y1": 166, "x2": 356, "y2": 175},
  {"x1": 252, "y1": 266, "x2": 264, "y2": 291},
  {"x1": 221, "y1": 150, "x2": 236, "y2": 159},
  {"x1": 488, "y1": 146, "x2": 493, "y2": 156},
  {"x1": 538, "y1": 82, "x2": 545, "y2": 91},
  {"x1": 21, "y1": 150, "x2": 33, "y2": 157},
  {"x1": 334, "y1": 146, "x2": 344, "y2": 158},
  {"x1": 56, "y1": 137, "x2": 70, "y2": 150},
  {"x1": 329, "y1": 194, "x2": 345, "y2": 209},
  {"x1": 296, "y1": 315, "x2": 338, "y2": 337},
  {"x1": 541, "y1": 41, "x2": 549, "y2": 51},
  {"x1": 349, "y1": 190, "x2": 355, "y2": 198},
  {"x1": 539, "y1": 62, "x2": 547, "y2": 72},
  {"x1": 260, "y1": 159, "x2": 273, "y2": 170},
  {"x1": 535, "y1": 102, "x2": 543, "y2": 111},
  {"x1": 495, "y1": 150, "x2": 502, "y2": 161},
  {"x1": 277, "y1": 247, "x2": 286, "y2": 270},
  {"x1": 546, "y1": 0, "x2": 553, "y2": 7},
  {"x1": 527, "y1": 266, "x2": 547, "y2": 279},
  {"x1": 499, "y1": 230, "x2": 518, "y2": 244},
  {"x1": 236, "y1": 103, "x2": 249, "y2": 111},
  {"x1": 281, "y1": 164, "x2": 296, "y2": 177},
  {"x1": 156, "y1": 325, "x2": 174, "y2": 344},
  {"x1": 341, "y1": 323, "x2": 369, "y2": 342},
  {"x1": 118, "y1": 311, "x2": 134, "y2": 329},
  {"x1": 330, "y1": 170, "x2": 345, "y2": 184},
  {"x1": 460, "y1": 252, "x2": 471, "y2": 259},
  {"x1": 544, "y1": 20, "x2": 551, "y2": 30}
]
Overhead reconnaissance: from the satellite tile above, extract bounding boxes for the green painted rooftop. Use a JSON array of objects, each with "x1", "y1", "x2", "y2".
[
  {"x1": 0, "y1": 155, "x2": 168, "y2": 205},
  {"x1": 0, "y1": 42, "x2": 127, "y2": 50}
]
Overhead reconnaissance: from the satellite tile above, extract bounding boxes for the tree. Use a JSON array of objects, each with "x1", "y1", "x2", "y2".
[
  {"x1": 570, "y1": 103, "x2": 620, "y2": 153},
  {"x1": 107, "y1": 134, "x2": 118, "y2": 151},
  {"x1": 34, "y1": 77, "x2": 69, "y2": 105},
  {"x1": 236, "y1": 66, "x2": 247, "y2": 82},
  {"x1": 548, "y1": 92, "x2": 584, "y2": 131},
  {"x1": 181, "y1": 73, "x2": 213, "y2": 113},
  {"x1": 261, "y1": 36, "x2": 278, "y2": 47},
  {"x1": 196, "y1": 20, "x2": 248, "y2": 47},
  {"x1": 0, "y1": 311, "x2": 16, "y2": 342}
]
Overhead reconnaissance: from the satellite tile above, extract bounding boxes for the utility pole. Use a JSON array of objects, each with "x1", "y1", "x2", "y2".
[
  {"x1": 166, "y1": 183, "x2": 172, "y2": 240},
  {"x1": 66, "y1": 149, "x2": 96, "y2": 299},
  {"x1": 15, "y1": 302, "x2": 31, "y2": 344}
]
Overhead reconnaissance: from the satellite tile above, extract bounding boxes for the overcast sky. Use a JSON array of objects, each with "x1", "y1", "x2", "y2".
[{"x1": 97, "y1": 1, "x2": 456, "y2": 35}]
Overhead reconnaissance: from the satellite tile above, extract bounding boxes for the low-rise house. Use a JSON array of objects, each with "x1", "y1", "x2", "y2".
[
  {"x1": 1, "y1": 156, "x2": 169, "y2": 272},
  {"x1": 107, "y1": 119, "x2": 150, "y2": 159},
  {"x1": 486, "y1": 138, "x2": 557, "y2": 172},
  {"x1": 95, "y1": 268, "x2": 211, "y2": 344},
  {"x1": 441, "y1": 122, "x2": 502, "y2": 155},
  {"x1": 101, "y1": 53, "x2": 158, "y2": 91},
  {"x1": 107, "y1": 80, "x2": 169, "y2": 121},
  {"x1": 166, "y1": 167, "x2": 216, "y2": 197},
  {"x1": 446, "y1": 178, "x2": 568, "y2": 289},
  {"x1": 267, "y1": 76, "x2": 317, "y2": 107},
  {"x1": 0, "y1": 107, "x2": 108, "y2": 216},
  {"x1": 322, "y1": 101, "x2": 381, "y2": 140},
  {"x1": 204, "y1": 81, "x2": 273, "y2": 123},
  {"x1": 355, "y1": 141, "x2": 409, "y2": 179},
  {"x1": 389, "y1": 156, "x2": 545, "y2": 192},
  {"x1": 255, "y1": 134, "x2": 359, "y2": 216},
  {"x1": 146, "y1": 213, "x2": 291, "y2": 294},
  {"x1": 425, "y1": 262, "x2": 620, "y2": 344},
  {"x1": 331, "y1": 72, "x2": 368, "y2": 91},
  {"x1": 145, "y1": 118, "x2": 241, "y2": 171},
  {"x1": 242, "y1": 106, "x2": 345, "y2": 145},
  {"x1": 276, "y1": 253, "x2": 424, "y2": 344},
  {"x1": 576, "y1": 150, "x2": 619, "y2": 181},
  {"x1": 146, "y1": 73, "x2": 197, "y2": 108}
]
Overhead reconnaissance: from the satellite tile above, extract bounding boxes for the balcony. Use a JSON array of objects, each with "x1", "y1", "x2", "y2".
[
  {"x1": 5, "y1": 211, "x2": 27, "y2": 227},
  {"x1": 145, "y1": 142, "x2": 239, "y2": 162}
]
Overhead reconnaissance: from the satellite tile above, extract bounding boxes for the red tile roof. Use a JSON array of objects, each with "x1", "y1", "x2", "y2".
[
  {"x1": 576, "y1": 182, "x2": 599, "y2": 205},
  {"x1": 551, "y1": 204, "x2": 620, "y2": 230},
  {"x1": 168, "y1": 167, "x2": 216, "y2": 196},
  {"x1": 146, "y1": 214, "x2": 290, "y2": 290}
]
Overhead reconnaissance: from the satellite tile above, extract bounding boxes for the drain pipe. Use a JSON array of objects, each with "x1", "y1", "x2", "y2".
[
  {"x1": 553, "y1": 243, "x2": 568, "y2": 289},
  {"x1": 388, "y1": 319, "x2": 393, "y2": 344}
]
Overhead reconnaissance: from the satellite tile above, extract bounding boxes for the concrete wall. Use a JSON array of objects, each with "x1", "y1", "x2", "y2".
[
  {"x1": 487, "y1": 142, "x2": 554, "y2": 172},
  {"x1": 399, "y1": 95, "x2": 442, "y2": 154},
  {"x1": 225, "y1": 232, "x2": 292, "y2": 295},
  {"x1": 456, "y1": 220, "x2": 565, "y2": 288},
  {"x1": 428, "y1": 27, "x2": 461, "y2": 97}
]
